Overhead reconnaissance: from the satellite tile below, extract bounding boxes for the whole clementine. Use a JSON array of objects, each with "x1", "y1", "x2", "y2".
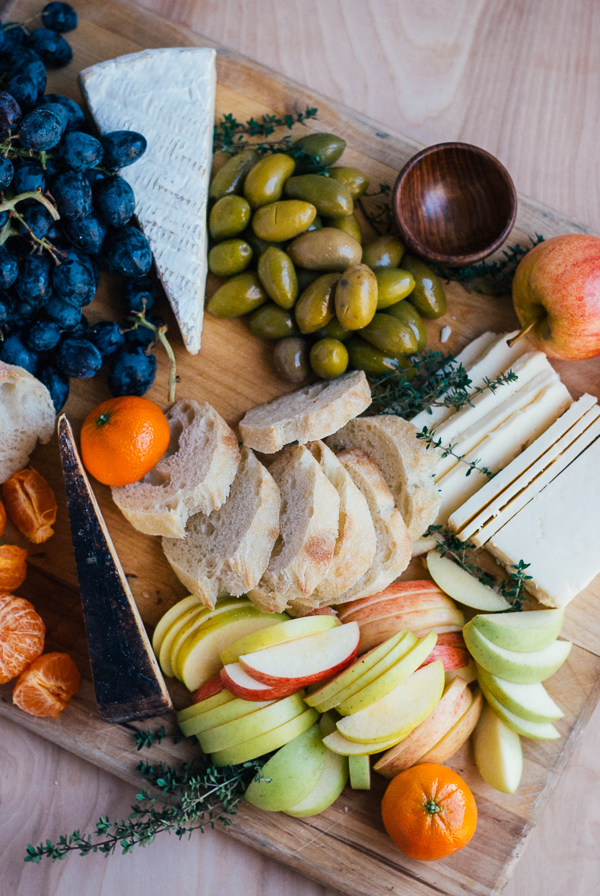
[
  {"x1": 80, "y1": 396, "x2": 171, "y2": 487},
  {"x1": 381, "y1": 763, "x2": 477, "y2": 861}
]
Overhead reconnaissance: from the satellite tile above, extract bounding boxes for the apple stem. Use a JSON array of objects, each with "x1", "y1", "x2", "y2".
[{"x1": 507, "y1": 318, "x2": 538, "y2": 348}]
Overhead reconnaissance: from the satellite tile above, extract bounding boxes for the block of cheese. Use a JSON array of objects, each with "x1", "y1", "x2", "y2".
[
  {"x1": 80, "y1": 48, "x2": 217, "y2": 354},
  {"x1": 434, "y1": 378, "x2": 572, "y2": 523},
  {"x1": 488, "y1": 435, "x2": 600, "y2": 607}
]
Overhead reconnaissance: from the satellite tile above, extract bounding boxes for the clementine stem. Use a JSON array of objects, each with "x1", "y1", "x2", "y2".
[{"x1": 507, "y1": 317, "x2": 538, "y2": 348}]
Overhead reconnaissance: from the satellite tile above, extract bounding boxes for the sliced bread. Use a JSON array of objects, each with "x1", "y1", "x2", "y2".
[
  {"x1": 0, "y1": 362, "x2": 55, "y2": 484},
  {"x1": 162, "y1": 448, "x2": 280, "y2": 607},
  {"x1": 334, "y1": 449, "x2": 411, "y2": 604},
  {"x1": 247, "y1": 445, "x2": 340, "y2": 613},
  {"x1": 112, "y1": 399, "x2": 240, "y2": 538},
  {"x1": 239, "y1": 370, "x2": 372, "y2": 454},
  {"x1": 326, "y1": 415, "x2": 441, "y2": 540}
]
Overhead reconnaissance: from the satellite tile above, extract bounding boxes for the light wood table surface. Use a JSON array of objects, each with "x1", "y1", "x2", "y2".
[{"x1": 3, "y1": 1, "x2": 600, "y2": 894}]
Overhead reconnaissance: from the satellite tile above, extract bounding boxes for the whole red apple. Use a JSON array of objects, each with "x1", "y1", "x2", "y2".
[{"x1": 512, "y1": 233, "x2": 600, "y2": 360}]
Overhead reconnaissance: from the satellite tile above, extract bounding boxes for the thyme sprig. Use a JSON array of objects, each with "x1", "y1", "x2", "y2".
[
  {"x1": 432, "y1": 234, "x2": 546, "y2": 294},
  {"x1": 416, "y1": 427, "x2": 495, "y2": 479},
  {"x1": 213, "y1": 107, "x2": 319, "y2": 157}
]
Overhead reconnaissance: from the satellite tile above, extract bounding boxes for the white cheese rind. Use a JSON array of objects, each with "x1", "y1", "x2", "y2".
[{"x1": 79, "y1": 48, "x2": 217, "y2": 355}]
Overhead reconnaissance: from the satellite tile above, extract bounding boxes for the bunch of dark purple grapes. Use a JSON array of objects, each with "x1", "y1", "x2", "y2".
[{"x1": 0, "y1": 2, "x2": 167, "y2": 412}]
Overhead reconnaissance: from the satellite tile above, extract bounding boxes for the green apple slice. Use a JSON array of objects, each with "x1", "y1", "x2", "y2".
[
  {"x1": 426, "y1": 550, "x2": 511, "y2": 611},
  {"x1": 152, "y1": 595, "x2": 200, "y2": 655},
  {"x1": 170, "y1": 597, "x2": 253, "y2": 680},
  {"x1": 472, "y1": 608, "x2": 564, "y2": 653},
  {"x1": 336, "y1": 661, "x2": 445, "y2": 744},
  {"x1": 473, "y1": 701, "x2": 523, "y2": 793},
  {"x1": 245, "y1": 721, "x2": 327, "y2": 811},
  {"x1": 179, "y1": 696, "x2": 277, "y2": 738},
  {"x1": 348, "y1": 754, "x2": 371, "y2": 790},
  {"x1": 305, "y1": 631, "x2": 412, "y2": 712},
  {"x1": 179, "y1": 606, "x2": 288, "y2": 692},
  {"x1": 337, "y1": 632, "x2": 437, "y2": 715},
  {"x1": 323, "y1": 729, "x2": 404, "y2": 756},
  {"x1": 479, "y1": 687, "x2": 560, "y2": 740},
  {"x1": 199, "y1": 692, "x2": 307, "y2": 753},
  {"x1": 177, "y1": 691, "x2": 235, "y2": 726},
  {"x1": 285, "y1": 747, "x2": 349, "y2": 817},
  {"x1": 221, "y1": 615, "x2": 338, "y2": 665},
  {"x1": 476, "y1": 665, "x2": 563, "y2": 723},
  {"x1": 463, "y1": 621, "x2": 572, "y2": 684},
  {"x1": 159, "y1": 606, "x2": 208, "y2": 678},
  {"x1": 211, "y1": 708, "x2": 319, "y2": 767}
]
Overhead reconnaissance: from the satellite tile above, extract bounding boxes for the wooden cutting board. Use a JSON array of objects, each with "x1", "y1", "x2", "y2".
[{"x1": 2, "y1": 1, "x2": 600, "y2": 894}]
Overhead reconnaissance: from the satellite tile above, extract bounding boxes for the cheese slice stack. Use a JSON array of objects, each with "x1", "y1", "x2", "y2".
[{"x1": 80, "y1": 48, "x2": 217, "y2": 354}]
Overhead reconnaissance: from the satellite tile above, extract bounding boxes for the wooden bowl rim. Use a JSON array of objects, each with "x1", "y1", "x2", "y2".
[{"x1": 392, "y1": 141, "x2": 518, "y2": 267}]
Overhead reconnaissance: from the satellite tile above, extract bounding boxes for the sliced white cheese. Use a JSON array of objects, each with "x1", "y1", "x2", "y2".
[
  {"x1": 488, "y1": 434, "x2": 600, "y2": 608},
  {"x1": 434, "y1": 379, "x2": 572, "y2": 524},
  {"x1": 79, "y1": 48, "x2": 217, "y2": 355},
  {"x1": 471, "y1": 407, "x2": 600, "y2": 546}
]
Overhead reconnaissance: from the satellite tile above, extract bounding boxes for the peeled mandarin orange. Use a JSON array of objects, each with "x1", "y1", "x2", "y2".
[
  {"x1": 381, "y1": 762, "x2": 477, "y2": 861},
  {"x1": 13, "y1": 652, "x2": 80, "y2": 719},
  {"x1": 80, "y1": 396, "x2": 171, "y2": 487},
  {"x1": 0, "y1": 594, "x2": 45, "y2": 684}
]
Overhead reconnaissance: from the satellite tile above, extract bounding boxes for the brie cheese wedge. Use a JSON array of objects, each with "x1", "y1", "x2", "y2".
[{"x1": 80, "y1": 47, "x2": 217, "y2": 355}]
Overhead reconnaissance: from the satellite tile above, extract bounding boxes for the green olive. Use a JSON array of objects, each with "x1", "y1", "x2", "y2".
[
  {"x1": 296, "y1": 267, "x2": 321, "y2": 291},
  {"x1": 209, "y1": 195, "x2": 251, "y2": 241},
  {"x1": 360, "y1": 312, "x2": 418, "y2": 355},
  {"x1": 292, "y1": 133, "x2": 346, "y2": 172},
  {"x1": 307, "y1": 215, "x2": 323, "y2": 231},
  {"x1": 335, "y1": 263, "x2": 378, "y2": 330},
  {"x1": 243, "y1": 153, "x2": 296, "y2": 209},
  {"x1": 316, "y1": 317, "x2": 351, "y2": 342},
  {"x1": 310, "y1": 338, "x2": 349, "y2": 379},
  {"x1": 401, "y1": 255, "x2": 447, "y2": 319},
  {"x1": 294, "y1": 272, "x2": 340, "y2": 334},
  {"x1": 241, "y1": 229, "x2": 282, "y2": 258},
  {"x1": 250, "y1": 303, "x2": 299, "y2": 340},
  {"x1": 324, "y1": 213, "x2": 362, "y2": 244},
  {"x1": 386, "y1": 300, "x2": 427, "y2": 351},
  {"x1": 208, "y1": 239, "x2": 253, "y2": 278},
  {"x1": 375, "y1": 268, "x2": 415, "y2": 309},
  {"x1": 257, "y1": 247, "x2": 298, "y2": 309},
  {"x1": 252, "y1": 200, "x2": 316, "y2": 242},
  {"x1": 207, "y1": 272, "x2": 267, "y2": 319},
  {"x1": 273, "y1": 337, "x2": 310, "y2": 383},
  {"x1": 284, "y1": 174, "x2": 353, "y2": 217},
  {"x1": 347, "y1": 336, "x2": 415, "y2": 377},
  {"x1": 362, "y1": 235, "x2": 405, "y2": 271},
  {"x1": 209, "y1": 149, "x2": 259, "y2": 201},
  {"x1": 288, "y1": 228, "x2": 362, "y2": 271},
  {"x1": 329, "y1": 166, "x2": 369, "y2": 198}
]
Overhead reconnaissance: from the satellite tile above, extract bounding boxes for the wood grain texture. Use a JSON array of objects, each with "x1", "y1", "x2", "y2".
[{"x1": 1, "y1": 1, "x2": 600, "y2": 895}]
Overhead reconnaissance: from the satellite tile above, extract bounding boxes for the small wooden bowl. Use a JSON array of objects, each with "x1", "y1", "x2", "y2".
[{"x1": 392, "y1": 142, "x2": 517, "y2": 267}]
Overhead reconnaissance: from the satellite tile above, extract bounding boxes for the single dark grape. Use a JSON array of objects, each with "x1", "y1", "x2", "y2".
[
  {"x1": 124, "y1": 316, "x2": 163, "y2": 348},
  {"x1": 20, "y1": 107, "x2": 64, "y2": 150},
  {"x1": 6, "y1": 74, "x2": 38, "y2": 110},
  {"x1": 87, "y1": 320, "x2": 125, "y2": 358},
  {"x1": 43, "y1": 155, "x2": 65, "y2": 183},
  {"x1": 108, "y1": 345, "x2": 157, "y2": 397},
  {"x1": 42, "y1": 2, "x2": 78, "y2": 33},
  {"x1": 123, "y1": 276, "x2": 157, "y2": 313},
  {"x1": 103, "y1": 226, "x2": 152, "y2": 277},
  {"x1": 56, "y1": 336, "x2": 102, "y2": 378},
  {"x1": 101, "y1": 131, "x2": 147, "y2": 169},
  {"x1": 6, "y1": 295, "x2": 37, "y2": 328},
  {"x1": 0, "y1": 156, "x2": 13, "y2": 189},
  {"x1": 0, "y1": 47, "x2": 40, "y2": 73},
  {"x1": 26, "y1": 318, "x2": 61, "y2": 351},
  {"x1": 53, "y1": 170, "x2": 92, "y2": 219},
  {"x1": 69, "y1": 313, "x2": 88, "y2": 336},
  {"x1": 0, "y1": 289, "x2": 11, "y2": 325},
  {"x1": 0, "y1": 90, "x2": 21, "y2": 132},
  {"x1": 42, "y1": 101, "x2": 69, "y2": 132},
  {"x1": 0, "y1": 246, "x2": 17, "y2": 288},
  {"x1": 26, "y1": 28, "x2": 73, "y2": 68},
  {"x1": 64, "y1": 212, "x2": 106, "y2": 255},
  {"x1": 39, "y1": 93, "x2": 84, "y2": 131},
  {"x1": 59, "y1": 131, "x2": 104, "y2": 171},
  {"x1": 85, "y1": 168, "x2": 105, "y2": 188},
  {"x1": 44, "y1": 293, "x2": 81, "y2": 328},
  {"x1": 52, "y1": 247, "x2": 96, "y2": 305},
  {"x1": 1, "y1": 24, "x2": 25, "y2": 52},
  {"x1": 37, "y1": 362, "x2": 69, "y2": 411},
  {"x1": 13, "y1": 159, "x2": 45, "y2": 193},
  {"x1": 0, "y1": 209, "x2": 8, "y2": 229},
  {"x1": 17, "y1": 202, "x2": 54, "y2": 239},
  {"x1": 15, "y1": 254, "x2": 53, "y2": 306},
  {"x1": 94, "y1": 176, "x2": 135, "y2": 227},
  {"x1": 0, "y1": 332, "x2": 37, "y2": 373},
  {"x1": 13, "y1": 57, "x2": 46, "y2": 96}
]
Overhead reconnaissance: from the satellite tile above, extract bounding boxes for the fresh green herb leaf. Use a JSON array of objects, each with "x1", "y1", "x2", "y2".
[
  {"x1": 416, "y1": 427, "x2": 495, "y2": 479},
  {"x1": 213, "y1": 107, "x2": 319, "y2": 158}
]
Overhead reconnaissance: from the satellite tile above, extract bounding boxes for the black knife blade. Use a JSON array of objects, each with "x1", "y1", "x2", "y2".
[{"x1": 58, "y1": 414, "x2": 172, "y2": 723}]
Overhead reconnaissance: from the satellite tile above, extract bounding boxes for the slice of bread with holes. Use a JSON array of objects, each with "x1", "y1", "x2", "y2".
[
  {"x1": 0, "y1": 361, "x2": 55, "y2": 484},
  {"x1": 162, "y1": 447, "x2": 280, "y2": 608},
  {"x1": 112, "y1": 399, "x2": 240, "y2": 538},
  {"x1": 248, "y1": 444, "x2": 340, "y2": 613}
]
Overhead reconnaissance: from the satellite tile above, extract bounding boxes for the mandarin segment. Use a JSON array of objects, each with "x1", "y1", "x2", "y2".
[
  {"x1": 0, "y1": 594, "x2": 45, "y2": 684},
  {"x1": 0, "y1": 499, "x2": 6, "y2": 538},
  {"x1": 2, "y1": 469, "x2": 57, "y2": 544},
  {"x1": 0, "y1": 544, "x2": 28, "y2": 591},
  {"x1": 13, "y1": 652, "x2": 80, "y2": 719}
]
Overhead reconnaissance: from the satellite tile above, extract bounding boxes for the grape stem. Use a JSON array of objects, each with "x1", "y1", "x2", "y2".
[
  {"x1": 0, "y1": 190, "x2": 60, "y2": 221},
  {"x1": 9, "y1": 208, "x2": 65, "y2": 262},
  {"x1": 128, "y1": 312, "x2": 178, "y2": 403}
]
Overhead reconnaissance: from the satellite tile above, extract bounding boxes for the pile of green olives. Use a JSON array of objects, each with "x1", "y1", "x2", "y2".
[{"x1": 206, "y1": 133, "x2": 447, "y2": 383}]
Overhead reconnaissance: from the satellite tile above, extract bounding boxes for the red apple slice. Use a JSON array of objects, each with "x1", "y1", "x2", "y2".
[
  {"x1": 221, "y1": 663, "x2": 300, "y2": 701},
  {"x1": 419, "y1": 645, "x2": 471, "y2": 672},
  {"x1": 338, "y1": 581, "x2": 448, "y2": 623},
  {"x1": 436, "y1": 632, "x2": 466, "y2": 648},
  {"x1": 308, "y1": 607, "x2": 339, "y2": 617},
  {"x1": 419, "y1": 686, "x2": 483, "y2": 764},
  {"x1": 358, "y1": 606, "x2": 465, "y2": 653},
  {"x1": 239, "y1": 622, "x2": 360, "y2": 688},
  {"x1": 192, "y1": 673, "x2": 225, "y2": 705}
]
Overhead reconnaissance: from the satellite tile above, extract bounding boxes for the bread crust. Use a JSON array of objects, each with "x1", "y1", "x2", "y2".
[{"x1": 0, "y1": 361, "x2": 55, "y2": 484}]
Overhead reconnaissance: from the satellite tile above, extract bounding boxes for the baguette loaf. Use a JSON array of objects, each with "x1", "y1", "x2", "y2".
[
  {"x1": 0, "y1": 362, "x2": 55, "y2": 484},
  {"x1": 112, "y1": 399, "x2": 240, "y2": 538},
  {"x1": 334, "y1": 449, "x2": 411, "y2": 603},
  {"x1": 326, "y1": 415, "x2": 441, "y2": 540},
  {"x1": 248, "y1": 445, "x2": 340, "y2": 613},
  {"x1": 162, "y1": 448, "x2": 280, "y2": 607},
  {"x1": 239, "y1": 370, "x2": 371, "y2": 453}
]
